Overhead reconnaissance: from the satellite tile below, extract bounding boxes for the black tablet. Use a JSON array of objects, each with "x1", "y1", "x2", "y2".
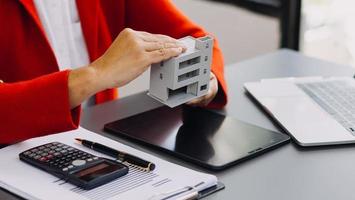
[{"x1": 104, "y1": 106, "x2": 290, "y2": 170}]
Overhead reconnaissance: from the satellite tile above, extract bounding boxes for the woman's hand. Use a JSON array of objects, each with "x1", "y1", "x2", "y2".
[
  {"x1": 90, "y1": 28, "x2": 186, "y2": 89},
  {"x1": 186, "y1": 72, "x2": 218, "y2": 107},
  {"x1": 68, "y1": 28, "x2": 186, "y2": 108}
]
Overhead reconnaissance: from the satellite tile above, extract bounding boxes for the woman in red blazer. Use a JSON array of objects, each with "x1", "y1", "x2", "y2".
[{"x1": 0, "y1": 0, "x2": 228, "y2": 144}]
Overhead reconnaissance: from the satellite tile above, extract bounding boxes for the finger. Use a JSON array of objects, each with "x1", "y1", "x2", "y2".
[
  {"x1": 138, "y1": 31, "x2": 177, "y2": 43},
  {"x1": 144, "y1": 42, "x2": 185, "y2": 52},
  {"x1": 186, "y1": 96, "x2": 205, "y2": 105},
  {"x1": 149, "y1": 47, "x2": 184, "y2": 63},
  {"x1": 210, "y1": 73, "x2": 214, "y2": 80},
  {"x1": 136, "y1": 31, "x2": 154, "y2": 40},
  {"x1": 187, "y1": 73, "x2": 218, "y2": 107},
  {"x1": 202, "y1": 91, "x2": 215, "y2": 105},
  {"x1": 188, "y1": 94, "x2": 213, "y2": 107},
  {"x1": 138, "y1": 32, "x2": 187, "y2": 52},
  {"x1": 187, "y1": 90, "x2": 210, "y2": 107},
  {"x1": 152, "y1": 35, "x2": 187, "y2": 52},
  {"x1": 186, "y1": 93, "x2": 211, "y2": 107}
]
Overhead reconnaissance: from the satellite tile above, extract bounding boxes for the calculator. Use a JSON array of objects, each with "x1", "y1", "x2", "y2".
[{"x1": 19, "y1": 142, "x2": 129, "y2": 190}]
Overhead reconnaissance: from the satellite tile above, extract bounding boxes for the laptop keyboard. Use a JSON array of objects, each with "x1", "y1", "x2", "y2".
[{"x1": 297, "y1": 80, "x2": 355, "y2": 136}]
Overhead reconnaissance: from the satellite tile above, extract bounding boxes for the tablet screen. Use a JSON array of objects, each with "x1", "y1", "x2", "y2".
[{"x1": 104, "y1": 106, "x2": 289, "y2": 170}]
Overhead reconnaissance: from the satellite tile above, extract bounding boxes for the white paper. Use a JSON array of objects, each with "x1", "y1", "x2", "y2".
[{"x1": 0, "y1": 127, "x2": 217, "y2": 200}]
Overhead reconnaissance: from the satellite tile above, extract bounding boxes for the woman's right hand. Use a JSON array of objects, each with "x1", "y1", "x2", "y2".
[
  {"x1": 90, "y1": 28, "x2": 186, "y2": 90},
  {"x1": 68, "y1": 28, "x2": 186, "y2": 108}
]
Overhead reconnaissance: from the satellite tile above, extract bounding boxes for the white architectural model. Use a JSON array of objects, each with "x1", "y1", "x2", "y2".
[{"x1": 148, "y1": 36, "x2": 213, "y2": 107}]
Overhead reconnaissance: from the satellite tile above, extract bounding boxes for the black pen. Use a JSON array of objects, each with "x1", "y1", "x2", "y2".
[{"x1": 75, "y1": 138, "x2": 155, "y2": 172}]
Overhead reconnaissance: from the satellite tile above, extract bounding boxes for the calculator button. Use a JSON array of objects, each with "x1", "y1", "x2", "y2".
[
  {"x1": 72, "y1": 160, "x2": 86, "y2": 166},
  {"x1": 62, "y1": 168, "x2": 68, "y2": 171},
  {"x1": 41, "y1": 153, "x2": 48, "y2": 156},
  {"x1": 87, "y1": 158, "x2": 93, "y2": 162},
  {"x1": 68, "y1": 165, "x2": 74, "y2": 169},
  {"x1": 39, "y1": 157, "x2": 47, "y2": 162},
  {"x1": 30, "y1": 149, "x2": 38, "y2": 152},
  {"x1": 53, "y1": 152, "x2": 61, "y2": 156},
  {"x1": 60, "y1": 150, "x2": 68, "y2": 154},
  {"x1": 93, "y1": 157, "x2": 99, "y2": 160},
  {"x1": 29, "y1": 153, "x2": 36, "y2": 158},
  {"x1": 34, "y1": 155, "x2": 41, "y2": 160},
  {"x1": 23, "y1": 151, "x2": 31, "y2": 155},
  {"x1": 39, "y1": 146, "x2": 45, "y2": 150}
]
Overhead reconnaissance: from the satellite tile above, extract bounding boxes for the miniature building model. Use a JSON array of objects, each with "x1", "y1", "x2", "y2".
[{"x1": 148, "y1": 36, "x2": 213, "y2": 107}]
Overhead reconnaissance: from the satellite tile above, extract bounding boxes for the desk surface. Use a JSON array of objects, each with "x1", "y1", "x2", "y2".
[{"x1": 3, "y1": 49, "x2": 355, "y2": 200}]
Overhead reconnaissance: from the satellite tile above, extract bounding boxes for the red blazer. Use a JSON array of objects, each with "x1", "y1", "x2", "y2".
[{"x1": 0, "y1": 0, "x2": 228, "y2": 144}]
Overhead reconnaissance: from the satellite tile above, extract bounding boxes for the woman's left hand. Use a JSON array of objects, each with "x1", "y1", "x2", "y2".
[{"x1": 186, "y1": 72, "x2": 218, "y2": 107}]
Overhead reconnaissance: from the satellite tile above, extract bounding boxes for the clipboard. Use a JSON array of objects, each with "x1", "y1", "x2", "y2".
[
  {"x1": 0, "y1": 181, "x2": 225, "y2": 200},
  {"x1": 0, "y1": 127, "x2": 224, "y2": 200},
  {"x1": 198, "y1": 182, "x2": 225, "y2": 199}
]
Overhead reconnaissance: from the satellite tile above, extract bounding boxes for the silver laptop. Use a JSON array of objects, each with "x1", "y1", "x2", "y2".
[{"x1": 244, "y1": 76, "x2": 355, "y2": 146}]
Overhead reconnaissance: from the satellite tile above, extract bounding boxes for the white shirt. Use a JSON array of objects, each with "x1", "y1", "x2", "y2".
[
  {"x1": 33, "y1": 0, "x2": 90, "y2": 70},
  {"x1": 34, "y1": 0, "x2": 94, "y2": 106}
]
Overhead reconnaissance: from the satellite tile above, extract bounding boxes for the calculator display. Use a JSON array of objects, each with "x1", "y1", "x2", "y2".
[{"x1": 74, "y1": 161, "x2": 124, "y2": 182}]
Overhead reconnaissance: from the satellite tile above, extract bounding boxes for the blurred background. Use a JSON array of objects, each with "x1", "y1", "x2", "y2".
[
  {"x1": 301, "y1": 0, "x2": 355, "y2": 67},
  {"x1": 119, "y1": 0, "x2": 354, "y2": 98}
]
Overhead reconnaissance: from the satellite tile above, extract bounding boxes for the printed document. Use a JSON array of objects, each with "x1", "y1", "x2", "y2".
[{"x1": 0, "y1": 127, "x2": 217, "y2": 200}]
